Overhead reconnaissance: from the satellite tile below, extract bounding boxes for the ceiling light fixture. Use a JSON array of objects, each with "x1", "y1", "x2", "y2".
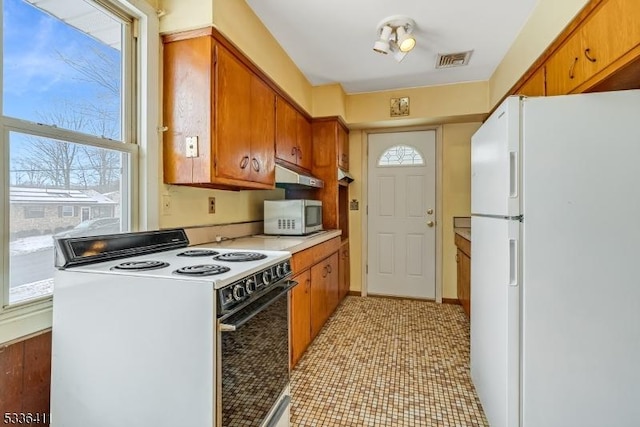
[{"x1": 373, "y1": 15, "x2": 417, "y2": 62}]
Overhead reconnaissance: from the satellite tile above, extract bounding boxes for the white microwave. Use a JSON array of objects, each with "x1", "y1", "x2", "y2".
[{"x1": 264, "y1": 199, "x2": 323, "y2": 235}]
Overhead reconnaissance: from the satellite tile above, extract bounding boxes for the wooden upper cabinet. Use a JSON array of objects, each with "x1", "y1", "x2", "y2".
[
  {"x1": 517, "y1": 66, "x2": 546, "y2": 97},
  {"x1": 337, "y1": 125, "x2": 349, "y2": 170},
  {"x1": 275, "y1": 97, "x2": 312, "y2": 171},
  {"x1": 162, "y1": 35, "x2": 213, "y2": 185},
  {"x1": 248, "y1": 75, "x2": 276, "y2": 185},
  {"x1": 162, "y1": 30, "x2": 275, "y2": 189},
  {"x1": 296, "y1": 113, "x2": 312, "y2": 171},
  {"x1": 215, "y1": 45, "x2": 252, "y2": 183},
  {"x1": 545, "y1": 32, "x2": 584, "y2": 96},
  {"x1": 579, "y1": 0, "x2": 640, "y2": 80},
  {"x1": 275, "y1": 97, "x2": 298, "y2": 166},
  {"x1": 533, "y1": 0, "x2": 640, "y2": 97}
]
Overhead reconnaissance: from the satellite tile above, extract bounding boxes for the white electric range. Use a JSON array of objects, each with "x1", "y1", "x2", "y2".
[{"x1": 51, "y1": 229, "x2": 293, "y2": 427}]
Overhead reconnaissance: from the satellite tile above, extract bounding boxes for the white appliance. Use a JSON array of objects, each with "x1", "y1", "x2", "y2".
[
  {"x1": 51, "y1": 229, "x2": 294, "y2": 427},
  {"x1": 471, "y1": 90, "x2": 640, "y2": 427},
  {"x1": 264, "y1": 199, "x2": 323, "y2": 236}
]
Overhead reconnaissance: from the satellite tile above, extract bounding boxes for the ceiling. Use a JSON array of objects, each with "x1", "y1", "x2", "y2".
[{"x1": 245, "y1": 0, "x2": 538, "y2": 94}]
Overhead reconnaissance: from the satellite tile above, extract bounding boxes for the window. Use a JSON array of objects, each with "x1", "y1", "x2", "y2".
[
  {"x1": 24, "y1": 206, "x2": 45, "y2": 219},
  {"x1": 378, "y1": 144, "x2": 425, "y2": 166},
  {"x1": 60, "y1": 206, "x2": 74, "y2": 217},
  {"x1": 0, "y1": 0, "x2": 160, "y2": 335}
]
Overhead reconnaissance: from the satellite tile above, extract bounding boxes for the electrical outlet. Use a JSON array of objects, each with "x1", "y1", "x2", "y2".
[
  {"x1": 208, "y1": 197, "x2": 216, "y2": 214},
  {"x1": 162, "y1": 195, "x2": 172, "y2": 215}
]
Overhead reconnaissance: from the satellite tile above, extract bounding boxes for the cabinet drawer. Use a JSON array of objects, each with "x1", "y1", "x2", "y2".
[
  {"x1": 292, "y1": 237, "x2": 340, "y2": 273},
  {"x1": 454, "y1": 234, "x2": 471, "y2": 257}
]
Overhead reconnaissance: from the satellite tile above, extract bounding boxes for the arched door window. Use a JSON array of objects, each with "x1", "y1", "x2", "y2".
[{"x1": 377, "y1": 144, "x2": 425, "y2": 166}]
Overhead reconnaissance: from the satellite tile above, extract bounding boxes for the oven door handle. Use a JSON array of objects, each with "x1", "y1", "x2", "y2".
[{"x1": 218, "y1": 280, "x2": 298, "y2": 332}]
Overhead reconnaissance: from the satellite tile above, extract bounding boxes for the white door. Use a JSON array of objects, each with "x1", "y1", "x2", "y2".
[{"x1": 367, "y1": 130, "x2": 436, "y2": 299}]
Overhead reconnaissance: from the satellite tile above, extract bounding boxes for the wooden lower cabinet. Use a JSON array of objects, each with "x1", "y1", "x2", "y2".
[
  {"x1": 289, "y1": 237, "x2": 343, "y2": 368},
  {"x1": 338, "y1": 241, "x2": 350, "y2": 300},
  {"x1": 310, "y1": 253, "x2": 339, "y2": 339},
  {"x1": 290, "y1": 270, "x2": 311, "y2": 367},
  {"x1": 455, "y1": 234, "x2": 471, "y2": 319}
]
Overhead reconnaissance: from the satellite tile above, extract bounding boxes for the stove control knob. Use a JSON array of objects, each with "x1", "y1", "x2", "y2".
[
  {"x1": 232, "y1": 284, "x2": 246, "y2": 301},
  {"x1": 245, "y1": 278, "x2": 256, "y2": 294},
  {"x1": 262, "y1": 270, "x2": 272, "y2": 286},
  {"x1": 283, "y1": 261, "x2": 291, "y2": 274},
  {"x1": 276, "y1": 264, "x2": 284, "y2": 278}
]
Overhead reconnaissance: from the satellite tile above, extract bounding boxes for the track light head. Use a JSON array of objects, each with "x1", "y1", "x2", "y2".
[
  {"x1": 396, "y1": 26, "x2": 416, "y2": 52},
  {"x1": 373, "y1": 25, "x2": 393, "y2": 54},
  {"x1": 373, "y1": 16, "x2": 417, "y2": 61}
]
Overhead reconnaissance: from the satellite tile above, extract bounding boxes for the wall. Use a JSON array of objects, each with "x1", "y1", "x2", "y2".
[
  {"x1": 441, "y1": 123, "x2": 480, "y2": 298},
  {"x1": 0, "y1": 332, "x2": 51, "y2": 421}
]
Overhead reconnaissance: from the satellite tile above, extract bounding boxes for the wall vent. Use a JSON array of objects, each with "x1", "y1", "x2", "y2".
[{"x1": 436, "y1": 51, "x2": 473, "y2": 69}]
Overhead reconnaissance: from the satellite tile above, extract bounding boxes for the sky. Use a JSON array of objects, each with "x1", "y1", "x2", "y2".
[
  {"x1": 3, "y1": 0, "x2": 124, "y2": 185},
  {"x1": 3, "y1": 0, "x2": 121, "y2": 124}
]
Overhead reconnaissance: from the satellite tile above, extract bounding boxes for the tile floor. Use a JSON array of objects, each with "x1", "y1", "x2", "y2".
[{"x1": 290, "y1": 296, "x2": 488, "y2": 427}]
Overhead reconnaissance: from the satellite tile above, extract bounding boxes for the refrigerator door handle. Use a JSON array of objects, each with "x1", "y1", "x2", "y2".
[
  {"x1": 509, "y1": 151, "x2": 518, "y2": 198},
  {"x1": 509, "y1": 239, "x2": 518, "y2": 286}
]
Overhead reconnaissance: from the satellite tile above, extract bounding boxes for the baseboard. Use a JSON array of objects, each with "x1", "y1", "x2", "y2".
[
  {"x1": 442, "y1": 298, "x2": 461, "y2": 305},
  {"x1": 366, "y1": 293, "x2": 436, "y2": 302},
  {"x1": 347, "y1": 290, "x2": 361, "y2": 296}
]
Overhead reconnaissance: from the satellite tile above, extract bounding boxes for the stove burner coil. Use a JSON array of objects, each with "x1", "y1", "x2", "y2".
[
  {"x1": 213, "y1": 252, "x2": 268, "y2": 262},
  {"x1": 176, "y1": 249, "x2": 220, "y2": 257},
  {"x1": 174, "y1": 264, "x2": 231, "y2": 276},
  {"x1": 111, "y1": 260, "x2": 169, "y2": 271}
]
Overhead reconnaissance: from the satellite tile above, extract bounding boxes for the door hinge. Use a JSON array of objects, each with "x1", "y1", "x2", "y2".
[{"x1": 366, "y1": 264, "x2": 368, "y2": 274}]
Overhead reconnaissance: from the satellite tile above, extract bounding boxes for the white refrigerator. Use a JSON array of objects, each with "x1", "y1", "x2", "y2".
[{"x1": 471, "y1": 90, "x2": 640, "y2": 427}]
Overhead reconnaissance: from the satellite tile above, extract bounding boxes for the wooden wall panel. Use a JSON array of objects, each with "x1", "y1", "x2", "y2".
[{"x1": 0, "y1": 332, "x2": 51, "y2": 426}]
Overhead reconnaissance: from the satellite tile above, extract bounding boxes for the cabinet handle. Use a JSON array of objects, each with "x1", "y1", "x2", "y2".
[
  {"x1": 297, "y1": 146, "x2": 302, "y2": 160},
  {"x1": 291, "y1": 147, "x2": 298, "y2": 157},
  {"x1": 251, "y1": 158, "x2": 260, "y2": 172},
  {"x1": 239, "y1": 156, "x2": 250, "y2": 169},
  {"x1": 584, "y1": 48, "x2": 597, "y2": 63},
  {"x1": 322, "y1": 266, "x2": 328, "y2": 278},
  {"x1": 569, "y1": 56, "x2": 578, "y2": 79},
  {"x1": 327, "y1": 264, "x2": 332, "y2": 274}
]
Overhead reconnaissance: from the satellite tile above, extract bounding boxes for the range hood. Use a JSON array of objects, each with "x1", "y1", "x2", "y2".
[
  {"x1": 338, "y1": 168, "x2": 354, "y2": 184},
  {"x1": 275, "y1": 164, "x2": 324, "y2": 189}
]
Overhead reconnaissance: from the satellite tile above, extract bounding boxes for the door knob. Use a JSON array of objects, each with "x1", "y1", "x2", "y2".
[
  {"x1": 427, "y1": 221, "x2": 435, "y2": 227},
  {"x1": 426, "y1": 208, "x2": 433, "y2": 215}
]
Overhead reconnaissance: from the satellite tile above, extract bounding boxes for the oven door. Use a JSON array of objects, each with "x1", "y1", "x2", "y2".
[{"x1": 217, "y1": 280, "x2": 296, "y2": 427}]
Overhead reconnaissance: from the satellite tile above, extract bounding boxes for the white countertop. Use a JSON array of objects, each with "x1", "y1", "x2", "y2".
[{"x1": 194, "y1": 230, "x2": 342, "y2": 254}]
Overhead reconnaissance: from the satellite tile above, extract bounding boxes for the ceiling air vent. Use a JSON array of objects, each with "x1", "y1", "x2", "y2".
[{"x1": 436, "y1": 51, "x2": 473, "y2": 69}]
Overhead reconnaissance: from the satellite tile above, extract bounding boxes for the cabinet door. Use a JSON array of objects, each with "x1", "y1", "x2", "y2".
[
  {"x1": 456, "y1": 248, "x2": 471, "y2": 319},
  {"x1": 546, "y1": 32, "x2": 584, "y2": 96},
  {"x1": 580, "y1": 0, "x2": 640, "y2": 79},
  {"x1": 296, "y1": 113, "x2": 312, "y2": 171},
  {"x1": 517, "y1": 66, "x2": 546, "y2": 96},
  {"x1": 249, "y1": 76, "x2": 276, "y2": 185},
  {"x1": 338, "y1": 242, "x2": 350, "y2": 300},
  {"x1": 275, "y1": 97, "x2": 298, "y2": 167},
  {"x1": 325, "y1": 252, "x2": 340, "y2": 316},
  {"x1": 337, "y1": 125, "x2": 349, "y2": 170},
  {"x1": 215, "y1": 45, "x2": 252, "y2": 181},
  {"x1": 290, "y1": 270, "x2": 311, "y2": 368},
  {"x1": 310, "y1": 261, "x2": 327, "y2": 339}
]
